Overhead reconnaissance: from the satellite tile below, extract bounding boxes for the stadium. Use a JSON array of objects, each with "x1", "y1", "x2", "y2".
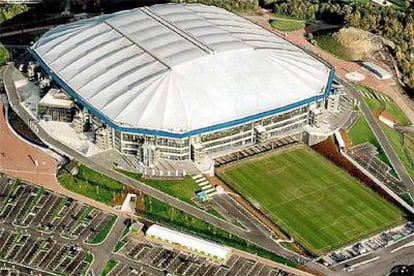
[{"x1": 27, "y1": 3, "x2": 341, "y2": 169}]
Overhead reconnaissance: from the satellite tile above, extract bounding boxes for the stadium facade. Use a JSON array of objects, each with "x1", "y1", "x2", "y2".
[{"x1": 28, "y1": 3, "x2": 337, "y2": 167}]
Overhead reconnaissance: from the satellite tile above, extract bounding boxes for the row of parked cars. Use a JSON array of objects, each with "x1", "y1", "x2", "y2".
[{"x1": 325, "y1": 222, "x2": 414, "y2": 265}]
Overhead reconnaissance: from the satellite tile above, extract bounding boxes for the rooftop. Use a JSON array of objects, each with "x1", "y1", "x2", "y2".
[
  {"x1": 31, "y1": 3, "x2": 331, "y2": 136},
  {"x1": 39, "y1": 88, "x2": 74, "y2": 108},
  {"x1": 146, "y1": 224, "x2": 232, "y2": 260}
]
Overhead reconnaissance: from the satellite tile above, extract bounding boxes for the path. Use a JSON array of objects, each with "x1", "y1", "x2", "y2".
[
  {"x1": 0, "y1": 89, "x2": 58, "y2": 187},
  {"x1": 91, "y1": 218, "x2": 126, "y2": 275},
  {"x1": 285, "y1": 29, "x2": 414, "y2": 124},
  {"x1": 337, "y1": 78, "x2": 414, "y2": 196},
  {"x1": 245, "y1": 14, "x2": 414, "y2": 125},
  {"x1": 332, "y1": 234, "x2": 414, "y2": 275}
]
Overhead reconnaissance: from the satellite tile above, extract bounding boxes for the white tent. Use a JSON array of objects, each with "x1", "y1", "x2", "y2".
[{"x1": 146, "y1": 224, "x2": 231, "y2": 260}]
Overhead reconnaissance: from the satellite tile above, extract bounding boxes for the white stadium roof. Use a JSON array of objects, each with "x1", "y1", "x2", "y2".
[{"x1": 31, "y1": 3, "x2": 332, "y2": 136}]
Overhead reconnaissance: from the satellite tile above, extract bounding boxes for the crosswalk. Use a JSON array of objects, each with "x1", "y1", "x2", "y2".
[{"x1": 359, "y1": 89, "x2": 391, "y2": 102}]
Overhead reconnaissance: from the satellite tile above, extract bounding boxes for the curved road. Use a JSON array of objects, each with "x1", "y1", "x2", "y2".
[{"x1": 336, "y1": 77, "x2": 414, "y2": 196}]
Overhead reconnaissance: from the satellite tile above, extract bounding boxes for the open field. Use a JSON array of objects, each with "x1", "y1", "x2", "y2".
[
  {"x1": 313, "y1": 34, "x2": 353, "y2": 61},
  {"x1": 219, "y1": 146, "x2": 404, "y2": 255},
  {"x1": 58, "y1": 164, "x2": 125, "y2": 205},
  {"x1": 358, "y1": 85, "x2": 414, "y2": 180},
  {"x1": 116, "y1": 169, "x2": 199, "y2": 206},
  {"x1": 270, "y1": 19, "x2": 305, "y2": 32}
]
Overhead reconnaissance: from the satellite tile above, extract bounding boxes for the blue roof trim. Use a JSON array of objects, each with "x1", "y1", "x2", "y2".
[{"x1": 29, "y1": 47, "x2": 335, "y2": 139}]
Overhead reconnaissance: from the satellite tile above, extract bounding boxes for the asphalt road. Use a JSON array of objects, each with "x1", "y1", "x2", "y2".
[
  {"x1": 332, "y1": 235, "x2": 414, "y2": 276},
  {"x1": 337, "y1": 77, "x2": 414, "y2": 196},
  {"x1": 91, "y1": 218, "x2": 126, "y2": 275}
]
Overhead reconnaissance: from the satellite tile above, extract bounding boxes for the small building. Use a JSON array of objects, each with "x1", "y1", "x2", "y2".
[
  {"x1": 309, "y1": 108, "x2": 323, "y2": 126},
  {"x1": 362, "y1": 61, "x2": 392, "y2": 80},
  {"x1": 121, "y1": 193, "x2": 138, "y2": 214},
  {"x1": 95, "y1": 127, "x2": 112, "y2": 150},
  {"x1": 196, "y1": 190, "x2": 209, "y2": 202},
  {"x1": 334, "y1": 131, "x2": 346, "y2": 151},
  {"x1": 38, "y1": 88, "x2": 74, "y2": 122},
  {"x1": 327, "y1": 93, "x2": 341, "y2": 113},
  {"x1": 146, "y1": 224, "x2": 232, "y2": 262},
  {"x1": 379, "y1": 114, "x2": 396, "y2": 128}
]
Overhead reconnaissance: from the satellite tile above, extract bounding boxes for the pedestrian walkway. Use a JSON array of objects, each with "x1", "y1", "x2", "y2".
[{"x1": 192, "y1": 174, "x2": 217, "y2": 198}]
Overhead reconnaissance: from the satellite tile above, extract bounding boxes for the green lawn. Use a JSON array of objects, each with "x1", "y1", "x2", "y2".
[
  {"x1": 85, "y1": 253, "x2": 93, "y2": 263},
  {"x1": 382, "y1": 126, "x2": 414, "y2": 179},
  {"x1": 0, "y1": 44, "x2": 8, "y2": 65},
  {"x1": 89, "y1": 215, "x2": 117, "y2": 244},
  {"x1": 144, "y1": 196, "x2": 296, "y2": 267},
  {"x1": 314, "y1": 34, "x2": 353, "y2": 61},
  {"x1": 348, "y1": 113, "x2": 393, "y2": 168},
  {"x1": 116, "y1": 169, "x2": 199, "y2": 205},
  {"x1": 357, "y1": 86, "x2": 414, "y2": 180},
  {"x1": 58, "y1": 164, "x2": 125, "y2": 206},
  {"x1": 102, "y1": 259, "x2": 118, "y2": 276},
  {"x1": 219, "y1": 146, "x2": 404, "y2": 255},
  {"x1": 270, "y1": 19, "x2": 305, "y2": 32},
  {"x1": 401, "y1": 192, "x2": 414, "y2": 206}
]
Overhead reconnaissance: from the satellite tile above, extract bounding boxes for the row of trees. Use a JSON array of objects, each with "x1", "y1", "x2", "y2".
[
  {"x1": 172, "y1": 0, "x2": 259, "y2": 12},
  {"x1": 272, "y1": 0, "x2": 414, "y2": 93},
  {"x1": 0, "y1": 4, "x2": 27, "y2": 24}
]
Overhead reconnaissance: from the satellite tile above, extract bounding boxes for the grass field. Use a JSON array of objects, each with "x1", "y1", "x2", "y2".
[
  {"x1": 58, "y1": 164, "x2": 125, "y2": 205},
  {"x1": 89, "y1": 215, "x2": 117, "y2": 244},
  {"x1": 219, "y1": 146, "x2": 404, "y2": 255},
  {"x1": 270, "y1": 19, "x2": 305, "y2": 32},
  {"x1": 348, "y1": 112, "x2": 393, "y2": 169},
  {"x1": 357, "y1": 85, "x2": 414, "y2": 180},
  {"x1": 102, "y1": 259, "x2": 118, "y2": 276},
  {"x1": 0, "y1": 44, "x2": 8, "y2": 65},
  {"x1": 313, "y1": 34, "x2": 353, "y2": 61},
  {"x1": 116, "y1": 169, "x2": 199, "y2": 206}
]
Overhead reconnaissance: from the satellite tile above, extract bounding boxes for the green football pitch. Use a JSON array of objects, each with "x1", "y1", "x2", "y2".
[{"x1": 219, "y1": 145, "x2": 404, "y2": 255}]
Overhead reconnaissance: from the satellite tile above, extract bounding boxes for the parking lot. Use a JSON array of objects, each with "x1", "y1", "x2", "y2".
[
  {"x1": 0, "y1": 174, "x2": 121, "y2": 274},
  {"x1": 110, "y1": 234, "x2": 293, "y2": 276},
  {"x1": 347, "y1": 143, "x2": 405, "y2": 194},
  {"x1": 0, "y1": 175, "x2": 116, "y2": 243},
  {"x1": 0, "y1": 227, "x2": 92, "y2": 275},
  {"x1": 323, "y1": 222, "x2": 414, "y2": 266}
]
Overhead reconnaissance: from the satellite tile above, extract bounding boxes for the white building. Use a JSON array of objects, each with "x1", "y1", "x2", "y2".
[
  {"x1": 29, "y1": 3, "x2": 336, "y2": 166},
  {"x1": 146, "y1": 224, "x2": 232, "y2": 262},
  {"x1": 362, "y1": 61, "x2": 392, "y2": 80},
  {"x1": 38, "y1": 88, "x2": 74, "y2": 122}
]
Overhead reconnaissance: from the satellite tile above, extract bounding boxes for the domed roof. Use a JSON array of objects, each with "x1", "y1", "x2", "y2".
[{"x1": 31, "y1": 3, "x2": 331, "y2": 136}]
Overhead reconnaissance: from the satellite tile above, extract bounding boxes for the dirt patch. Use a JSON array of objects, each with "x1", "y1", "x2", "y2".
[
  {"x1": 336, "y1": 27, "x2": 393, "y2": 60},
  {"x1": 112, "y1": 188, "x2": 145, "y2": 212},
  {"x1": 379, "y1": 111, "x2": 398, "y2": 124},
  {"x1": 373, "y1": 109, "x2": 382, "y2": 119},
  {"x1": 340, "y1": 128, "x2": 353, "y2": 149}
]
